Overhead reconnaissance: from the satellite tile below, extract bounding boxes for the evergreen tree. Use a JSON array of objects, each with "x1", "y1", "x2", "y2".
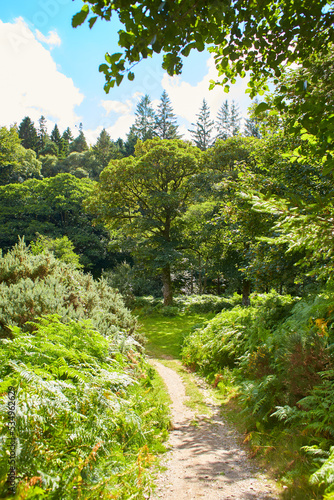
[
  {"x1": 244, "y1": 116, "x2": 261, "y2": 138},
  {"x1": 132, "y1": 95, "x2": 156, "y2": 141},
  {"x1": 189, "y1": 99, "x2": 214, "y2": 151},
  {"x1": 230, "y1": 100, "x2": 241, "y2": 136},
  {"x1": 18, "y1": 117, "x2": 38, "y2": 152},
  {"x1": 70, "y1": 123, "x2": 88, "y2": 153},
  {"x1": 216, "y1": 100, "x2": 230, "y2": 140},
  {"x1": 61, "y1": 127, "x2": 74, "y2": 158},
  {"x1": 123, "y1": 126, "x2": 138, "y2": 156},
  {"x1": 93, "y1": 128, "x2": 113, "y2": 168},
  {"x1": 155, "y1": 90, "x2": 179, "y2": 139},
  {"x1": 50, "y1": 124, "x2": 62, "y2": 151},
  {"x1": 37, "y1": 115, "x2": 49, "y2": 154}
]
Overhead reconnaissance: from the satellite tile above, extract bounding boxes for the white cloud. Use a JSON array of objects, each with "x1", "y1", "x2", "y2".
[
  {"x1": 0, "y1": 18, "x2": 83, "y2": 132},
  {"x1": 162, "y1": 55, "x2": 253, "y2": 138},
  {"x1": 35, "y1": 29, "x2": 61, "y2": 48}
]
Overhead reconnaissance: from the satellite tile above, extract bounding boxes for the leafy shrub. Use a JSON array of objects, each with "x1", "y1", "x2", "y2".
[
  {"x1": 0, "y1": 316, "x2": 170, "y2": 498},
  {"x1": 0, "y1": 240, "x2": 138, "y2": 340}
]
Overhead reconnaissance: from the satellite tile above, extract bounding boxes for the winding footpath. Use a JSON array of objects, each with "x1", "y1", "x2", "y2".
[{"x1": 150, "y1": 359, "x2": 281, "y2": 500}]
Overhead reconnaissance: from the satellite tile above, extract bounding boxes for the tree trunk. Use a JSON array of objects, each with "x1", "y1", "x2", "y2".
[
  {"x1": 217, "y1": 274, "x2": 220, "y2": 295},
  {"x1": 190, "y1": 266, "x2": 194, "y2": 294},
  {"x1": 242, "y1": 279, "x2": 251, "y2": 307},
  {"x1": 162, "y1": 264, "x2": 173, "y2": 306}
]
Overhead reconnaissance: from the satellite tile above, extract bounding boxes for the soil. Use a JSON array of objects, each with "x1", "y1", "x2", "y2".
[{"x1": 149, "y1": 359, "x2": 281, "y2": 500}]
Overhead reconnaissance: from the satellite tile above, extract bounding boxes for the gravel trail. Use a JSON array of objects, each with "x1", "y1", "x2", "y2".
[{"x1": 150, "y1": 359, "x2": 281, "y2": 500}]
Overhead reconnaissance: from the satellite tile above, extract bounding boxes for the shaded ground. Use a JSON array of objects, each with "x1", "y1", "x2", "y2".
[{"x1": 150, "y1": 359, "x2": 281, "y2": 500}]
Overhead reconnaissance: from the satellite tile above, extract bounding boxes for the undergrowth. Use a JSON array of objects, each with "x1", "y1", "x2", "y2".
[
  {"x1": 0, "y1": 315, "x2": 170, "y2": 499},
  {"x1": 181, "y1": 289, "x2": 334, "y2": 498}
]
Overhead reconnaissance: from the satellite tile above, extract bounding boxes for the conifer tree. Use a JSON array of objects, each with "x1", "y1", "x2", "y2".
[
  {"x1": 70, "y1": 123, "x2": 88, "y2": 153},
  {"x1": 155, "y1": 90, "x2": 179, "y2": 139},
  {"x1": 37, "y1": 115, "x2": 49, "y2": 154},
  {"x1": 132, "y1": 95, "x2": 156, "y2": 141},
  {"x1": 189, "y1": 99, "x2": 214, "y2": 151},
  {"x1": 18, "y1": 117, "x2": 38, "y2": 152},
  {"x1": 230, "y1": 100, "x2": 241, "y2": 136},
  {"x1": 216, "y1": 100, "x2": 230, "y2": 140},
  {"x1": 50, "y1": 124, "x2": 62, "y2": 150},
  {"x1": 61, "y1": 127, "x2": 74, "y2": 157}
]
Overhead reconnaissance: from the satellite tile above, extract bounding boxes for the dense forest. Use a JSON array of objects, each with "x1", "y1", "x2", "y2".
[{"x1": 1, "y1": 0, "x2": 334, "y2": 498}]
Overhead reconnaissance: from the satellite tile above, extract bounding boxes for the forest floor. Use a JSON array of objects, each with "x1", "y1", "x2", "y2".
[{"x1": 139, "y1": 314, "x2": 283, "y2": 500}]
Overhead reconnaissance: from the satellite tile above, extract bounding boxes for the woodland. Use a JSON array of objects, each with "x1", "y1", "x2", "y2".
[{"x1": 1, "y1": 0, "x2": 334, "y2": 498}]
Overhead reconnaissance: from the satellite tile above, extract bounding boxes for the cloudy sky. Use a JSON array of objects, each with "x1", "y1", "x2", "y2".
[{"x1": 0, "y1": 0, "x2": 254, "y2": 145}]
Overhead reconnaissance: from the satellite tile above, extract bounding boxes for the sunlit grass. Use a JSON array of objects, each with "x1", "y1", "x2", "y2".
[{"x1": 138, "y1": 312, "x2": 214, "y2": 359}]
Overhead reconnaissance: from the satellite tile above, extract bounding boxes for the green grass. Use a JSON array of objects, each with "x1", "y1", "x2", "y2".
[{"x1": 138, "y1": 312, "x2": 214, "y2": 359}]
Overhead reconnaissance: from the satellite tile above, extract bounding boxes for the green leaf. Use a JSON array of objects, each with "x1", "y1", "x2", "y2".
[
  {"x1": 128, "y1": 72, "x2": 135, "y2": 81},
  {"x1": 254, "y1": 102, "x2": 270, "y2": 115},
  {"x1": 88, "y1": 16, "x2": 98, "y2": 29},
  {"x1": 99, "y1": 64, "x2": 109, "y2": 73},
  {"x1": 72, "y1": 5, "x2": 90, "y2": 28},
  {"x1": 105, "y1": 52, "x2": 123, "y2": 64}
]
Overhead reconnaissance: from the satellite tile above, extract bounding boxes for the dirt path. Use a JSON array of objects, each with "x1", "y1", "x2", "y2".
[{"x1": 150, "y1": 359, "x2": 281, "y2": 500}]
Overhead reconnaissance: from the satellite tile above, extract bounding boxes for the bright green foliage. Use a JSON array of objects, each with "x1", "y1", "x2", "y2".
[
  {"x1": 30, "y1": 234, "x2": 83, "y2": 269},
  {"x1": 0, "y1": 126, "x2": 42, "y2": 185},
  {"x1": 0, "y1": 315, "x2": 170, "y2": 498},
  {"x1": 182, "y1": 289, "x2": 334, "y2": 493},
  {"x1": 0, "y1": 239, "x2": 137, "y2": 338},
  {"x1": 85, "y1": 138, "x2": 202, "y2": 305},
  {"x1": 73, "y1": 0, "x2": 333, "y2": 96}
]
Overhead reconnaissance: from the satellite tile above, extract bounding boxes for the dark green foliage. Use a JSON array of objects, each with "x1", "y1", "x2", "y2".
[
  {"x1": 18, "y1": 117, "x2": 38, "y2": 152},
  {"x1": 0, "y1": 174, "x2": 116, "y2": 275},
  {"x1": 0, "y1": 239, "x2": 137, "y2": 339},
  {"x1": 0, "y1": 315, "x2": 170, "y2": 498}
]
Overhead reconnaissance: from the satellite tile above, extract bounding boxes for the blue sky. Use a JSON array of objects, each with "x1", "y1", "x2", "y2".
[{"x1": 0, "y1": 0, "x2": 253, "y2": 144}]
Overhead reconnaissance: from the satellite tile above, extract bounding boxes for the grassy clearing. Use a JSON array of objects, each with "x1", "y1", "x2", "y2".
[{"x1": 138, "y1": 312, "x2": 213, "y2": 359}]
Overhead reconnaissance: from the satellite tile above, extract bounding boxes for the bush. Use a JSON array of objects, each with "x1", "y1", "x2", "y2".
[
  {"x1": 0, "y1": 240, "x2": 138, "y2": 340},
  {"x1": 0, "y1": 315, "x2": 170, "y2": 498}
]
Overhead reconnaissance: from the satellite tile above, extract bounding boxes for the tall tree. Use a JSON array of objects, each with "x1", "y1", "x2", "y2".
[
  {"x1": 93, "y1": 128, "x2": 122, "y2": 169},
  {"x1": 189, "y1": 99, "x2": 214, "y2": 151},
  {"x1": 37, "y1": 116, "x2": 48, "y2": 154},
  {"x1": 85, "y1": 139, "x2": 201, "y2": 305},
  {"x1": 216, "y1": 100, "x2": 230, "y2": 141},
  {"x1": 61, "y1": 127, "x2": 74, "y2": 158},
  {"x1": 50, "y1": 124, "x2": 62, "y2": 151},
  {"x1": 155, "y1": 90, "x2": 179, "y2": 139},
  {"x1": 229, "y1": 100, "x2": 241, "y2": 136},
  {"x1": 18, "y1": 117, "x2": 38, "y2": 152},
  {"x1": 70, "y1": 123, "x2": 88, "y2": 153},
  {"x1": 132, "y1": 95, "x2": 156, "y2": 141}
]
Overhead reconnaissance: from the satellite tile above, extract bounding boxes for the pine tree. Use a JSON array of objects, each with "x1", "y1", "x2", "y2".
[
  {"x1": 93, "y1": 128, "x2": 122, "y2": 168},
  {"x1": 230, "y1": 100, "x2": 241, "y2": 136},
  {"x1": 18, "y1": 117, "x2": 38, "y2": 152},
  {"x1": 244, "y1": 116, "x2": 261, "y2": 138},
  {"x1": 70, "y1": 123, "x2": 88, "y2": 153},
  {"x1": 155, "y1": 90, "x2": 179, "y2": 139},
  {"x1": 216, "y1": 100, "x2": 230, "y2": 140},
  {"x1": 37, "y1": 115, "x2": 49, "y2": 154},
  {"x1": 189, "y1": 99, "x2": 214, "y2": 151},
  {"x1": 132, "y1": 95, "x2": 156, "y2": 141},
  {"x1": 50, "y1": 124, "x2": 62, "y2": 150},
  {"x1": 61, "y1": 128, "x2": 74, "y2": 157},
  {"x1": 123, "y1": 126, "x2": 138, "y2": 156}
]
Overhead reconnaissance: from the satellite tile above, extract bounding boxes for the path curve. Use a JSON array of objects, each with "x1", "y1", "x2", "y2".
[{"x1": 150, "y1": 359, "x2": 281, "y2": 500}]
